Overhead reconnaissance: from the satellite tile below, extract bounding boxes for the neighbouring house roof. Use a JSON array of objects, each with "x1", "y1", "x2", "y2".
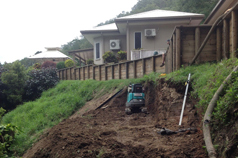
[
  {"x1": 81, "y1": 9, "x2": 205, "y2": 44},
  {"x1": 28, "y1": 49, "x2": 71, "y2": 59}
]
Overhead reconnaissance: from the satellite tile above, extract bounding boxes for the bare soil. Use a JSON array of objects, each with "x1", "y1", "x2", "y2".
[{"x1": 23, "y1": 79, "x2": 207, "y2": 158}]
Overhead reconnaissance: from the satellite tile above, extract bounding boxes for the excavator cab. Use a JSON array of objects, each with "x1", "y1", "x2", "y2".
[{"x1": 125, "y1": 83, "x2": 147, "y2": 114}]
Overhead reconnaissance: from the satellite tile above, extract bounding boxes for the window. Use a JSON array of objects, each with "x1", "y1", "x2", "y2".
[
  {"x1": 96, "y1": 43, "x2": 100, "y2": 59},
  {"x1": 135, "y1": 32, "x2": 141, "y2": 49}
]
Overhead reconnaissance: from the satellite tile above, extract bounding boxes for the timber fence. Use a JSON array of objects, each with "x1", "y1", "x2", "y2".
[{"x1": 57, "y1": 55, "x2": 165, "y2": 81}]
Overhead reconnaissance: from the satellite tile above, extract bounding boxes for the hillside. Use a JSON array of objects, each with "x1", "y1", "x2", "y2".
[{"x1": 2, "y1": 58, "x2": 238, "y2": 157}]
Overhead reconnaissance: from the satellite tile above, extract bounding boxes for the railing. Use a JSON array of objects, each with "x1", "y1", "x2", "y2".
[{"x1": 57, "y1": 55, "x2": 165, "y2": 81}]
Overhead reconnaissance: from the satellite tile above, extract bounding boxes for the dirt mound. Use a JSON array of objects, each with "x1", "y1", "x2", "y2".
[{"x1": 23, "y1": 79, "x2": 207, "y2": 158}]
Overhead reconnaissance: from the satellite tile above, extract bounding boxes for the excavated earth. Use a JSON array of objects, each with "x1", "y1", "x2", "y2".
[{"x1": 23, "y1": 79, "x2": 207, "y2": 158}]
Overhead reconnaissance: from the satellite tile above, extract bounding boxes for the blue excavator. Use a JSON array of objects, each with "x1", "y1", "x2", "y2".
[{"x1": 125, "y1": 83, "x2": 147, "y2": 114}]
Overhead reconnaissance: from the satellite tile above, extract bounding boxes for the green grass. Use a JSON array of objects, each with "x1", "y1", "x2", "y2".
[{"x1": 1, "y1": 77, "x2": 153, "y2": 156}]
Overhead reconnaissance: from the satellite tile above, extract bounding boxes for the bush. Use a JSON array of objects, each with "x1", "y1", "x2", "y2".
[
  {"x1": 86, "y1": 59, "x2": 94, "y2": 65},
  {"x1": 117, "y1": 50, "x2": 127, "y2": 61},
  {"x1": 1, "y1": 61, "x2": 27, "y2": 109},
  {"x1": 24, "y1": 68, "x2": 59, "y2": 100},
  {"x1": 103, "y1": 51, "x2": 117, "y2": 63},
  {"x1": 65, "y1": 59, "x2": 75, "y2": 68},
  {"x1": 41, "y1": 61, "x2": 56, "y2": 68},
  {"x1": 56, "y1": 61, "x2": 65, "y2": 69}
]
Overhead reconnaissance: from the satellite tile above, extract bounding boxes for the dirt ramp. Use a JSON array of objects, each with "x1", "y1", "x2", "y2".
[{"x1": 23, "y1": 80, "x2": 207, "y2": 158}]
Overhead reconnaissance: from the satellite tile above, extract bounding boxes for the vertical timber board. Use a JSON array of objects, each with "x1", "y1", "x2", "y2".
[
  {"x1": 62, "y1": 70, "x2": 64, "y2": 80},
  {"x1": 128, "y1": 62, "x2": 134, "y2": 79},
  {"x1": 107, "y1": 66, "x2": 112, "y2": 80},
  {"x1": 87, "y1": 66, "x2": 90, "y2": 79},
  {"x1": 99, "y1": 65, "x2": 101, "y2": 81},
  {"x1": 101, "y1": 65, "x2": 106, "y2": 81},
  {"x1": 155, "y1": 56, "x2": 165, "y2": 73},
  {"x1": 133, "y1": 61, "x2": 136, "y2": 78},
  {"x1": 74, "y1": 68, "x2": 78, "y2": 80},
  {"x1": 172, "y1": 34, "x2": 176, "y2": 72},
  {"x1": 111, "y1": 65, "x2": 114, "y2": 79},
  {"x1": 136, "y1": 60, "x2": 143, "y2": 78},
  {"x1": 114, "y1": 64, "x2": 118, "y2": 79},
  {"x1": 74, "y1": 68, "x2": 76, "y2": 80},
  {"x1": 142, "y1": 58, "x2": 145, "y2": 75},
  {"x1": 167, "y1": 42, "x2": 172, "y2": 73},
  {"x1": 126, "y1": 62, "x2": 129, "y2": 79},
  {"x1": 195, "y1": 27, "x2": 201, "y2": 64},
  {"x1": 152, "y1": 56, "x2": 155, "y2": 72},
  {"x1": 105, "y1": 66, "x2": 107, "y2": 80},
  {"x1": 121, "y1": 63, "x2": 126, "y2": 79},
  {"x1": 118, "y1": 64, "x2": 121, "y2": 79},
  {"x1": 78, "y1": 68, "x2": 81, "y2": 80},
  {"x1": 93, "y1": 66, "x2": 95, "y2": 80},
  {"x1": 216, "y1": 27, "x2": 222, "y2": 61},
  {"x1": 83, "y1": 67, "x2": 85, "y2": 80},
  {"x1": 176, "y1": 28, "x2": 181, "y2": 70},
  {"x1": 223, "y1": 19, "x2": 229, "y2": 59},
  {"x1": 145, "y1": 58, "x2": 152, "y2": 75},
  {"x1": 231, "y1": 11, "x2": 238, "y2": 58}
]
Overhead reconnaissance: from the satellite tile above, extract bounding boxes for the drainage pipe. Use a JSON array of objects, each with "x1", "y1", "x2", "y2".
[
  {"x1": 179, "y1": 73, "x2": 191, "y2": 126},
  {"x1": 203, "y1": 65, "x2": 238, "y2": 158}
]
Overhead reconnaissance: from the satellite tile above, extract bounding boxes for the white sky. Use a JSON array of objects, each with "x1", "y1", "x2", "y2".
[{"x1": 0, "y1": 0, "x2": 138, "y2": 64}]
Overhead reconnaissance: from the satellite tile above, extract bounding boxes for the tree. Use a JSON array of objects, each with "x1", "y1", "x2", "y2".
[{"x1": 1, "y1": 61, "x2": 27, "y2": 109}]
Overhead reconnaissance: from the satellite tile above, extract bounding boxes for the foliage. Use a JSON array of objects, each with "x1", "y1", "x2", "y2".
[
  {"x1": 33, "y1": 63, "x2": 41, "y2": 69},
  {"x1": 24, "y1": 68, "x2": 59, "y2": 101},
  {"x1": 0, "y1": 123, "x2": 21, "y2": 157},
  {"x1": 103, "y1": 51, "x2": 118, "y2": 63},
  {"x1": 41, "y1": 61, "x2": 56, "y2": 69},
  {"x1": 56, "y1": 61, "x2": 65, "y2": 69},
  {"x1": 86, "y1": 59, "x2": 94, "y2": 65},
  {"x1": 61, "y1": 37, "x2": 93, "y2": 55},
  {"x1": 65, "y1": 59, "x2": 75, "y2": 68},
  {"x1": 117, "y1": 50, "x2": 127, "y2": 61},
  {"x1": 19, "y1": 57, "x2": 35, "y2": 69},
  {"x1": 1, "y1": 61, "x2": 27, "y2": 109}
]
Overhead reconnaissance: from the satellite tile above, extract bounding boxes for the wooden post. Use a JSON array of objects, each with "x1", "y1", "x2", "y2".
[
  {"x1": 83, "y1": 67, "x2": 85, "y2": 80},
  {"x1": 78, "y1": 68, "x2": 81, "y2": 80},
  {"x1": 195, "y1": 27, "x2": 201, "y2": 64},
  {"x1": 93, "y1": 66, "x2": 95, "y2": 80},
  {"x1": 216, "y1": 27, "x2": 222, "y2": 62},
  {"x1": 176, "y1": 28, "x2": 181, "y2": 70},
  {"x1": 74, "y1": 68, "x2": 76, "y2": 80},
  {"x1": 133, "y1": 61, "x2": 136, "y2": 78},
  {"x1": 167, "y1": 41, "x2": 172, "y2": 73},
  {"x1": 87, "y1": 66, "x2": 90, "y2": 79},
  {"x1": 111, "y1": 65, "x2": 114, "y2": 79},
  {"x1": 99, "y1": 65, "x2": 101, "y2": 81},
  {"x1": 231, "y1": 11, "x2": 237, "y2": 58},
  {"x1": 142, "y1": 59, "x2": 145, "y2": 75},
  {"x1": 173, "y1": 34, "x2": 176, "y2": 72},
  {"x1": 152, "y1": 56, "x2": 155, "y2": 72},
  {"x1": 105, "y1": 66, "x2": 107, "y2": 80},
  {"x1": 65, "y1": 69, "x2": 68, "y2": 80},
  {"x1": 126, "y1": 62, "x2": 129, "y2": 79},
  {"x1": 223, "y1": 19, "x2": 229, "y2": 59},
  {"x1": 62, "y1": 70, "x2": 64, "y2": 80},
  {"x1": 118, "y1": 64, "x2": 121, "y2": 79}
]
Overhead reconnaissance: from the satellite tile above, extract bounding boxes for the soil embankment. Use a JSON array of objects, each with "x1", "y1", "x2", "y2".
[{"x1": 23, "y1": 79, "x2": 207, "y2": 158}]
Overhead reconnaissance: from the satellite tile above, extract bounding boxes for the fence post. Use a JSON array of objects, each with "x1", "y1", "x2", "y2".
[
  {"x1": 195, "y1": 27, "x2": 201, "y2": 64},
  {"x1": 118, "y1": 63, "x2": 121, "y2": 79},
  {"x1": 223, "y1": 19, "x2": 229, "y2": 59},
  {"x1": 231, "y1": 11, "x2": 237, "y2": 58},
  {"x1": 99, "y1": 65, "x2": 101, "y2": 81},
  {"x1": 176, "y1": 27, "x2": 181, "y2": 70},
  {"x1": 93, "y1": 66, "x2": 95, "y2": 80},
  {"x1": 105, "y1": 66, "x2": 107, "y2": 80},
  {"x1": 133, "y1": 61, "x2": 136, "y2": 78},
  {"x1": 126, "y1": 62, "x2": 129, "y2": 79}
]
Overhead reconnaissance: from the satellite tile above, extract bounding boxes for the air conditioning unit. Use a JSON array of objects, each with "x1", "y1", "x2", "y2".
[
  {"x1": 110, "y1": 40, "x2": 120, "y2": 50},
  {"x1": 145, "y1": 29, "x2": 156, "y2": 37}
]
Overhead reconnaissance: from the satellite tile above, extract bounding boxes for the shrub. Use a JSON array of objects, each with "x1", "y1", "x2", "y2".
[
  {"x1": 56, "y1": 61, "x2": 65, "y2": 69},
  {"x1": 65, "y1": 59, "x2": 75, "y2": 68},
  {"x1": 41, "y1": 61, "x2": 56, "y2": 68},
  {"x1": 117, "y1": 50, "x2": 127, "y2": 61},
  {"x1": 24, "y1": 68, "x2": 59, "y2": 100},
  {"x1": 103, "y1": 51, "x2": 117, "y2": 63},
  {"x1": 86, "y1": 59, "x2": 94, "y2": 65},
  {"x1": 33, "y1": 63, "x2": 41, "y2": 69}
]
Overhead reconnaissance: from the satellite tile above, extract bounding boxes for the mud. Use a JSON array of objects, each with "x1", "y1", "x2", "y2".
[{"x1": 23, "y1": 79, "x2": 207, "y2": 158}]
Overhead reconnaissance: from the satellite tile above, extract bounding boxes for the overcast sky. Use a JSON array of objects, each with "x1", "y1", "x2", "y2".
[{"x1": 0, "y1": 0, "x2": 138, "y2": 64}]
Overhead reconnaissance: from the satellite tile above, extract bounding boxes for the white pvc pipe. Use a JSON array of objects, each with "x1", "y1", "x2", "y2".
[{"x1": 179, "y1": 73, "x2": 191, "y2": 126}]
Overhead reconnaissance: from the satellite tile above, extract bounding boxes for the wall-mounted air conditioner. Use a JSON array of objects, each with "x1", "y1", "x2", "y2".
[
  {"x1": 110, "y1": 40, "x2": 120, "y2": 50},
  {"x1": 145, "y1": 29, "x2": 156, "y2": 37}
]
